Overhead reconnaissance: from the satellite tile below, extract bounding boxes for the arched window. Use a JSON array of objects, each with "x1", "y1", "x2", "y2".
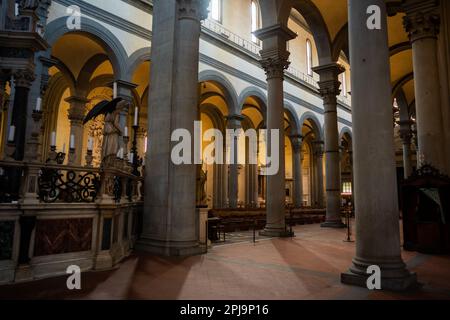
[
  {"x1": 306, "y1": 39, "x2": 313, "y2": 76},
  {"x1": 209, "y1": 0, "x2": 221, "y2": 22},
  {"x1": 251, "y1": 0, "x2": 260, "y2": 44}
]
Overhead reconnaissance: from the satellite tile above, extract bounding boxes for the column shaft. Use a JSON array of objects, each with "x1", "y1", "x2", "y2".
[
  {"x1": 139, "y1": 0, "x2": 208, "y2": 256},
  {"x1": 342, "y1": 0, "x2": 416, "y2": 290},
  {"x1": 255, "y1": 24, "x2": 296, "y2": 237},
  {"x1": 227, "y1": 116, "x2": 242, "y2": 208},
  {"x1": 291, "y1": 136, "x2": 303, "y2": 208},
  {"x1": 313, "y1": 141, "x2": 324, "y2": 208},
  {"x1": 313, "y1": 64, "x2": 345, "y2": 228},
  {"x1": 66, "y1": 96, "x2": 88, "y2": 165},
  {"x1": 11, "y1": 70, "x2": 35, "y2": 161},
  {"x1": 404, "y1": 1, "x2": 446, "y2": 172}
]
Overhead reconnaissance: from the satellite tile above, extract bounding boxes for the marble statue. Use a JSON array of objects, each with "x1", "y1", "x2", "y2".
[
  {"x1": 101, "y1": 100, "x2": 128, "y2": 160},
  {"x1": 196, "y1": 167, "x2": 207, "y2": 207}
]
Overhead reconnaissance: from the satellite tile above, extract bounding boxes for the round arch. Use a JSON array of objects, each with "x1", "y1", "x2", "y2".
[
  {"x1": 199, "y1": 70, "x2": 239, "y2": 115},
  {"x1": 284, "y1": 100, "x2": 301, "y2": 136},
  {"x1": 126, "y1": 47, "x2": 151, "y2": 82},
  {"x1": 339, "y1": 126, "x2": 353, "y2": 141},
  {"x1": 299, "y1": 111, "x2": 324, "y2": 140},
  {"x1": 238, "y1": 86, "x2": 268, "y2": 116},
  {"x1": 44, "y1": 16, "x2": 128, "y2": 79}
]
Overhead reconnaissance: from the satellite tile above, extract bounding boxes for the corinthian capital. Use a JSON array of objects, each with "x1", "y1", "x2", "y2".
[
  {"x1": 290, "y1": 135, "x2": 303, "y2": 152},
  {"x1": 260, "y1": 55, "x2": 290, "y2": 80},
  {"x1": 403, "y1": 0, "x2": 440, "y2": 42},
  {"x1": 13, "y1": 69, "x2": 35, "y2": 88},
  {"x1": 177, "y1": 0, "x2": 209, "y2": 21}
]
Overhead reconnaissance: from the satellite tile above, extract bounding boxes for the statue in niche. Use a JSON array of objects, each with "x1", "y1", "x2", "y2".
[{"x1": 196, "y1": 167, "x2": 208, "y2": 207}]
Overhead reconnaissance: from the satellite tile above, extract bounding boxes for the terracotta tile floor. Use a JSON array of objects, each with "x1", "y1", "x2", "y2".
[{"x1": 1, "y1": 222, "x2": 450, "y2": 300}]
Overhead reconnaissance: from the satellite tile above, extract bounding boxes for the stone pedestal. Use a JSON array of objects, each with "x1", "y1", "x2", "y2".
[
  {"x1": 198, "y1": 207, "x2": 211, "y2": 248},
  {"x1": 342, "y1": 0, "x2": 417, "y2": 291}
]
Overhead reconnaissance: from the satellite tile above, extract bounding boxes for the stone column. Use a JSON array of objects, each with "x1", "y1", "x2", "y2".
[
  {"x1": 342, "y1": 0, "x2": 416, "y2": 290},
  {"x1": 255, "y1": 24, "x2": 296, "y2": 237},
  {"x1": 226, "y1": 115, "x2": 243, "y2": 208},
  {"x1": 403, "y1": 0, "x2": 446, "y2": 173},
  {"x1": 138, "y1": 0, "x2": 208, "y2": 256},
  {"x1": 11, "y1": 69, "x2": 35, "y2": 161},
  {"x1": 399, "y1": 120, "x2": 414, "y2": 179},
  {"x1": 312, "y1": 140, "x2": 324, "y2": 208},
  {"x1": 116, "y1": 80, "x2": 138, "y2": 135},
  {"x1": 66, "y1": 96, "x2": 88, "y2": 165},
  {"x1": 313, "y1": 64, "x2": 345, "y2": 228},
  {"x1": 290, "y1": 135, "x2": 303, "y2": 208},
  {"x1": 0, "y1": 71, "x2": 9, "y2": 156}
]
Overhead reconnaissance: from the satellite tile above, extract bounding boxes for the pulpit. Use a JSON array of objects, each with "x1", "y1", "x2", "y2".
[{"x1": 402, "y1": 165, "x2": 450, "y2": 254}]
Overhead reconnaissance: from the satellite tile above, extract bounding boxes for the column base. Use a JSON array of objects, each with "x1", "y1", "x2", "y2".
[
  {"x1": 321, "y1": 219, "x2": 346, "y2": 228},
  {"x1": 341, "y1": 257, "x2": 418, "y2": 291},
  {"x1": 136, "y1": 238, "x2": 206, "y2": 257},
  {"x1": 259, "y1": 227, "x2": 294, "y2": 238}
]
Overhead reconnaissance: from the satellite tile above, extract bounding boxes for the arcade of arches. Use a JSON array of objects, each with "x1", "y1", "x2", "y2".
[{"x1": 0, "y1": 0, "x2": 450, "y2": 296}]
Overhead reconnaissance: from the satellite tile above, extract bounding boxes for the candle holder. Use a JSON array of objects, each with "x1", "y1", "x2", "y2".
[
  {"x1": 4, "y1": 142, "x2": 16, "y2": 161},
  {"x1": 123, "y1": 135, "x2": 129, "y2": 160},
  {"x1": 47, "y1": 145, "x2": 66, "y2": 165},
  {"x1": 85, "y1": 149, "x2": 94, "y2": 168},
  {"x1": 131, "y1": 125, "x2": 142, "y2": 176},
  {"x1": 68, "y1": 148, "x2": 76, "y2": 165}
]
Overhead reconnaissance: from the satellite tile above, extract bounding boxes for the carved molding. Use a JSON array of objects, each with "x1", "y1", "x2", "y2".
[
  {"x1": 260, "y1": 56, "x2": 290, "y2": 80},
  {"x1": 404, "y1": 10, "x2": 440, "y2": 42},
  {"x1": 177, "y1": 0, "x2": 209, "y2": 21},
  {"x1": 13, "y1": 69, "x2": 35, "y2": 88},
  {"x1": 290, "y1": 135, "x2": 303, "y2": 152}
]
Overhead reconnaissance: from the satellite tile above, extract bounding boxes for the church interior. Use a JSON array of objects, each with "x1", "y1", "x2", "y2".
[{"x1": 0, "y1": 0, "x2": 450, "y2": 301}]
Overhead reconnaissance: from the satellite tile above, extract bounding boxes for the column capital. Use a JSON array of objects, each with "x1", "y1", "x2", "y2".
[
  {"x1": 13, "y1": 69, "x2": 35, "y2": 88},
  {"x1": 65, "y1": 96, "x2": 89, "y2": 123},
  {"x1": 226, "y1": 114, "x2": 244, "y2": 128},
  {"x1": 177, "y1": 0, "x2": 209, "y2": 21},
  {"x1": 289, "y1": 134, "x2": 303, "y2": 152},
  {"x1": 260, "y1": 54, "x2": 291, "y2": 80},
  {"x1": 403, "y1": 0, "x2": 440, "y2": 42},
  {"x1": 313, "y1": 63, "x2": 345, "y2": 102},
  {"x1": 256, "y1": 24, "x2": 296, "y2": 80},
  {"x1": 312, "y1": 140, "x2": 324, "y2": 157}
]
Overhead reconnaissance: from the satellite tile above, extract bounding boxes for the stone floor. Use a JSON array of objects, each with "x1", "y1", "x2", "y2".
[{"x1": 1, "y1": 222, "x2": 450, "y2": 300}]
